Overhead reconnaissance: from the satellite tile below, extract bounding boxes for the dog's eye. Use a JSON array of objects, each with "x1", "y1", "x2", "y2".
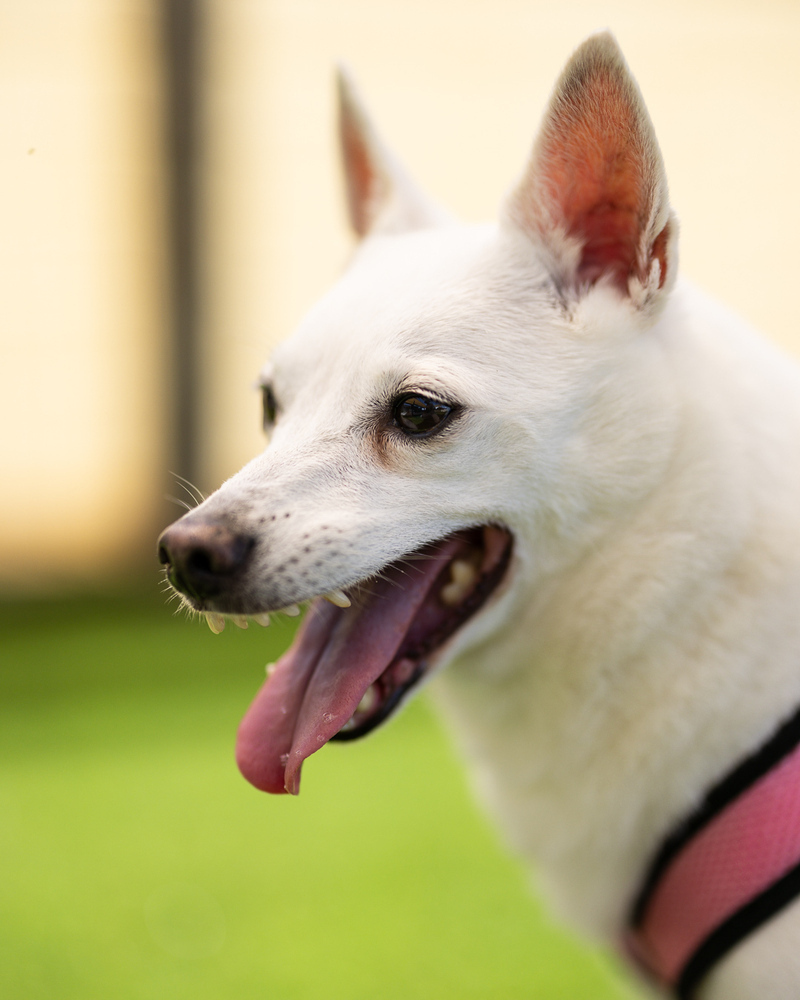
[
  {"x1": 392, "y1": 394, "x2": 453, "y2": 437},
  {"x1": 261, "y1": 384, "x2": 278, "y2": 431}
]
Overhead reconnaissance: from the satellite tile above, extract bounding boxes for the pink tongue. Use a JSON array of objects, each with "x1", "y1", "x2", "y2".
[{"x1": 235, "y1": 536, "x2": 463, "y2": 795}]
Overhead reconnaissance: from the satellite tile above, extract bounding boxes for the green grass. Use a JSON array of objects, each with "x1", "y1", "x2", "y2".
[{"x1": 0, "y1": 590, "x2": 641, "y2": 999}]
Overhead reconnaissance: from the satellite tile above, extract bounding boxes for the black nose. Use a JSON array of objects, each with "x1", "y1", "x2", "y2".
[{"x1": 157, "y1": 519, "x2": 254, "y2": 601}]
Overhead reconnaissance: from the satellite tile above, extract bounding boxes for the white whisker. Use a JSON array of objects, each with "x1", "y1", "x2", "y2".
[
  {"x1": 164, "y1": 494, "x2": 193, "y2": 512},
  {"x1": 169, "y1": 472, "x2": 207, "y2": 508}
]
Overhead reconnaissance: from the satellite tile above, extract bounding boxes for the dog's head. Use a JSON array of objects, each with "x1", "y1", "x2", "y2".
[{"x1": 158, "y1": 32, "x2": 679, "y2": 794}]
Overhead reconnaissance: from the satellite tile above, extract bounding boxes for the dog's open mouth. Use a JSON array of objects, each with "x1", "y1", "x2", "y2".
[{"x1": 235, "y1": 525, "x2": 513, "y2": 794}]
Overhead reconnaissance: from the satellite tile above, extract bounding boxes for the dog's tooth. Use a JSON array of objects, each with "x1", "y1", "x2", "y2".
[
  {"x1": 279, "y1": 604, "x2": 301, "y2": 617},
  {"x1": 253, "y1": 613, "x2": 271, "y2": 627},
  {"x1": 323, "y1": 589, "x2": 351, "y2": 608},
  {"x1": 232, "y1": 616, "x2": 249, "y2": 629},
  {"x1": 451, "y1": 559, "x2": 479, "y2": 588},
  {"x1": 207, "y1": 613, "x2": 226, "y2": 634},
  {"x1": 357, "y1": 685, "x2": 378, "y2": 715},
  {"x1": 440, "y1": 559, "x2": 479, "y2": 607},
  {"x1": 265, "y1": 661, "x2": 277, "y2": 677},
  {"x1": 440, "y1": 583, "x2": 461, "y2": 607}
]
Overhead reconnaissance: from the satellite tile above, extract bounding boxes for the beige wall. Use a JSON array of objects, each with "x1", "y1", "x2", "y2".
[
  {"x1": 0, "y1": 0, "x2": 165, "y2": 588},
  {"x1": 2, "y1": 0, "x2": 799, "y2": 588}
]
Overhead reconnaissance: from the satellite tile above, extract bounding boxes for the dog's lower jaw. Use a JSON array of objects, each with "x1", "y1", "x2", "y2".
[
  {"x1": 234, "y1": 525, "x2": 513, "y2": 795},
  {"x1": 333, "y1": 527, "x2": 513, "y2": 742}
]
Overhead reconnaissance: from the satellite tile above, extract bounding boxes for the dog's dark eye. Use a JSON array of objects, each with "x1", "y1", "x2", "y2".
[
  {"x1": 261, "y1": 384, "x2": 278, "y2": 431},
  {"x1": 392, "y1": 394, "x2": 453, "y2": 438}
]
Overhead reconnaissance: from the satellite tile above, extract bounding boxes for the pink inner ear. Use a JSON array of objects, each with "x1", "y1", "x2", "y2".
[
  {"x1": 538, "y1": 68, "x2": 667, "y2": 292},
  {"x1": 340, "y1": 112, "x2": 379, "y2": 238}
]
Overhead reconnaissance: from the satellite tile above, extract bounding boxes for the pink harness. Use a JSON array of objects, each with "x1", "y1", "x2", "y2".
[{"x1": 625, "y1": 708, "x2": 800, "y2": 998}]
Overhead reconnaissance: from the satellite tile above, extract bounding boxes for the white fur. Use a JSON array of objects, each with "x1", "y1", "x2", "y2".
[{"x1": 170, "y1": 34, "x2": 800, "y2": 998}]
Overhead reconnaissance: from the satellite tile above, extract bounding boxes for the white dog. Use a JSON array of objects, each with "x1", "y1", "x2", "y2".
[{"x1": 158, "y1": 33, "x2": 800, "y2": 999}]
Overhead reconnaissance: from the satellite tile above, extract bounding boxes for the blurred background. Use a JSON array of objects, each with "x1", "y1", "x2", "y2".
[{"x1": 2, "y1": 1, "x2": 799, "y2": 998}]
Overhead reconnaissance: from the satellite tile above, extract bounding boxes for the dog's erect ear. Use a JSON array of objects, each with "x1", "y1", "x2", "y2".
[
  {"x1": 505, "y1": 33, "x2": 675, "y2": 306},
  {"x1": 337, "y1": 67, "x2": 451, "y2": 238}
]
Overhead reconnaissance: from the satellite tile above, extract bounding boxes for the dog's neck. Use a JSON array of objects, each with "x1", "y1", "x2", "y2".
[{"x1": 432, "y1": 285, "x2": 800, "y2": 943}]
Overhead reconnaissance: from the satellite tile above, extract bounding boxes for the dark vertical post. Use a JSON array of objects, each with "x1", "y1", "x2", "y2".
[{"x1": 161, "y1": 0, "x2": 203, "y2": 494}]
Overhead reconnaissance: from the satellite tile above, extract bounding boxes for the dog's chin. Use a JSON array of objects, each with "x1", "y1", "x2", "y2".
[{"x1": 235, "y1": 524, "x2": 514, "y2": 795}]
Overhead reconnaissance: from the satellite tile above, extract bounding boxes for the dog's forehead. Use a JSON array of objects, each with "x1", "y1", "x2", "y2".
[{"x1": 268, "y1": 223, "x2": 557, "y2": 394}]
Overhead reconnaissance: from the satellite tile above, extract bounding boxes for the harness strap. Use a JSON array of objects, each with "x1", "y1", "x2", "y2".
[{"x1": 625, "y1": 704, "x2": 800, "y2": 999}]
